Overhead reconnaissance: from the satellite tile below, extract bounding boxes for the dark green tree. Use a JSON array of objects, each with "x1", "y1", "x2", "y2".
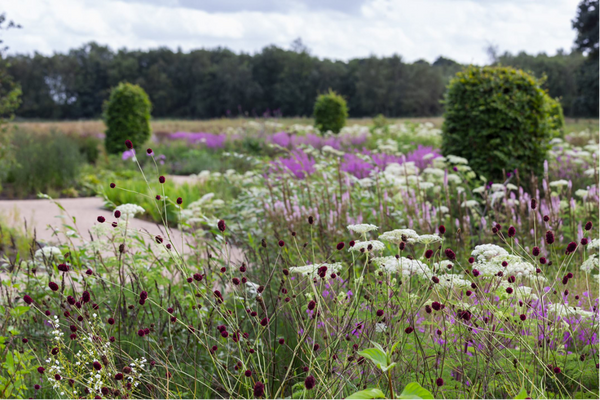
[{"x1": 572, "y1": 0, "x2": 599, "y2": 117}]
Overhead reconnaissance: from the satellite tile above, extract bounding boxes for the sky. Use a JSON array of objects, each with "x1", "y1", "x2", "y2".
[{"x1": 1, "y1": 0, "x2": 582, "y2": 64}]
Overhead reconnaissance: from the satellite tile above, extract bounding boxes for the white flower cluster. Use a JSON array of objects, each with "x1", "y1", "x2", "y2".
[
  {"x1": 35, "y1": 246, "x2": 63, "y2": 261},
  {"x1": 372, "y1": 256, "x2": 431, "y2": 278},
  {"x1": 379, "y1": 229, "x2": 419, "y2": 244},
  {"x1": 471, "y1": 244, "x2": 537, "y2": 278},
  {"x1": 288, "y1": 262, "x2": 343, "y2": 278},
  {"x1": 347, "y1": 224, "x2": 378, "y2": 234},
  {"x1": 547, "y1": 304, "x2": 597, "y2": 319},
  {"x1": 581, "y1": 254, "x2": 599, "y2": 273},
  {"x1": 435, "y1": 274, "x2": 472, "y2": 289},
  {"x1": 115, "y1": 203, "x2": 145, "y2": 219}
]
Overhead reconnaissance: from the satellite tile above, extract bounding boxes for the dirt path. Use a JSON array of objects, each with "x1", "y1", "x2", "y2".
[{"x1": 0, "y1": 197, "x2": 184, "y2": 245}]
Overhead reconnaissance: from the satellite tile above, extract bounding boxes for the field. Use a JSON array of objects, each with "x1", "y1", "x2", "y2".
[{"x1": 0, "y1": 116, "x2": 598, "y2": 399}]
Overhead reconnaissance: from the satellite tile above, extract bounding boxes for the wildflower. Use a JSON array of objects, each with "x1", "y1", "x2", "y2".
[
  {"x1": 530, "y1": 199, "x2": 537, "y2": 209},
  {"x1": 156, "y1": 195, "x2": 161, "y2": 200},
  {"x1": 23, "y1": 295, "x2": 33, "y2": 304},
  {"x1": 543, "y1": 215, "x2": 550, "y2": 222},
  {"x1": 279, "y1": 338, "x2": 285, "y2": 345},
  {"x1": 349, "y1": 240, "x2": 385, "y2": 253},
  {"x1": 305, "y1": 375, "x2": 316, "y2": 390},
  {"x1": 540, "y1": 257, "x2": 547, "y2": 264},
  {"x1": 308, "y1": 216, "x2": 314, "y2": 225},
  {"x1": 376, "y1": 309, "x2": 384, "y2": 317},
  {"x1": 566, "y1": 242, "x2": 577, "y2": 254},
  {"x1": 107, "y1": 318, "x2": 115, "y2": 325},
  {"x1": 425, "y1": 249, "x2": 434, "y2": 259},
  {"x1": 581, "y1": 238, "x2": 589, "y2": 245},
  {"x1": 347, "y1": 224, "x2": 378, "y2": 234},
  {"x1": 115, "y1": 204, "x2": 145, "y2": 219},
  {"x1": 232, "y1": 278, "x2": 240, "y2": 285},
  {"x1": 125, "y1": 139, "x2": 133, "y2": 149},
  {"x1": 308, "y1": 300, "x2": 316, "y2": 310},
  {"x1": 97, "y1": 216, "x2": 105, "y2": 223},
  {"x1": 93, "y1": 361, "x2": 102, "y2": 371},
  {"x1": 545, "y1": 231, "x2": 555, "y2": 244},
  {"x1": 445, "y1": 248, "x2": 456, "y2": 260},
  {"x1": 507, "y1": 226, "x2": 516, "y2": 237},
  {"x1": 278, "y1": 240, "x2": 285, "y2": 247},
  {"x1": 585, "y1": 221, "x2": 593, "y2": 231},
  {"x1": 532, "y1": 247, "x2": 540, "y2": 256},
  {"x1": 137, "y1": 329, "x2": 145, "y2": 337},
  {"x1": 417, "y1": 234, "x2": 443, "y2": 245},
  {"x1": 140, "y1": 291, "x2": 148, "y2": 300},
  {"x1": 254, "y1": 381, "x2": 265, "y2": 398},
  {"x1": 438, "y1": 225, "x2": 446, "y2": 234},
  {"x1": 379, "y1": 229, "x2": 419, "y2": 244},
  {"x1": 260, "y1": 317, "x2": 268, "y2": 326},
  {"x1": 49, "y1": 282, "x2": 59, "y2": 291},
  {"x1": 468, "y1": 257, "x2": 474, "y2": 264},
  {"x1": 405, "y1": 326, "x2": 414, "y2": 334},
  {"x1": 159, "y1": 175, "x2": 166, "y2": 184},
  {"x1": 506, "y1": 287, "x2": 513, "y2": 294},
  {"x1": 37, "y1": 367, "x2": 45, "y2": 374},
  {"x1": 110, "y1": 182, "x2": 116, "y2": 188},
  {"x1": 34, "y1": 385, "x2": 40, "y2": 390},
  {"x1": 336, "y1": 242, "x2": 345, "y2": 250},
  {"x1": 553, "y1": 367, "x2": 561, "y2": 374}
]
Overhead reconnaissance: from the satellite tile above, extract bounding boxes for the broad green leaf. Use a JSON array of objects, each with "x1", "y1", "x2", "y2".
[
  {"x1": 358, "y1": 348, "x2": 388, "y2": 370},
  {"x1": 399, "y1": 382, "x2": 434, "y2": 399},
  {"x1": 347, "y1": 388, "x2": 386, "y2": 399},
  {"x1": 380, "y1": 362, "x2": 397, "y2": 373},
  {"x1": 10, "y1": 306, "x2": 30, "y2": 318},
  {"x1": 514, "y1": 387, "x2": 528, "y2": 399},
  {"x1": 391, "y1": 340, "x2": 402, "y2": 354}
]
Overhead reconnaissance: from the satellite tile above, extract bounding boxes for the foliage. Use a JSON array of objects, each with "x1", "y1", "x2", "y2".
[
  {"x1": 441, "y1": 65, "x2": 559, "y2": 180},
  {"x1": 545, "y1": 94, "x2": 566, "y2": 138},
  {"x1": 572, "y1": 0, "x2": 599, "y2": 56},
  {"x1": 3, "y1": 131, "x2": 83, "y2": 198},
  {"x1": 494, "y1": 51, "x2": 585, "y2": 116},
  {"x1": 313, "y1": 89, "x2": 348, "y2": 134},
  {"x1": 103, "y1": 82, "x2": 152, "y2": 154}
]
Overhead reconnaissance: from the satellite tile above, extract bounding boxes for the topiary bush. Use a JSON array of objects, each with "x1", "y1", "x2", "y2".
[
  {"x1": 441, "y1": 66, "x2": 562, "y2": 180},
  {"x1": 103, "y1": 82, "x2": 152, "y2": 155},
  {"x1": 313, "y1": 89, "x2": 348, "y2": 135},
  {"x1": 545, "y1": 94, "x2": 566, "y2": 139}
]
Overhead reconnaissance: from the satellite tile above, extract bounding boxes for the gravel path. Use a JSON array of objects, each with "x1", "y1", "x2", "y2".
[{"x1": 0, "y1": 197, "x2": 185, "y2": 246}]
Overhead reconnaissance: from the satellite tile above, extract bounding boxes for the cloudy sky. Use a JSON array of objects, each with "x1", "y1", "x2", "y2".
[{"x1": 2, "y1": 0, "x2": 582, "y2": 64}]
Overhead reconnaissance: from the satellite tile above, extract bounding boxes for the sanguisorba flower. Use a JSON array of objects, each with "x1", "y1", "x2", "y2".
[
  {"x1": 304, "y1": 375, "x2": 316, "y2": 390},
  {"x1": 253, "y1": 381, "x2": 265, "y2": 397}
]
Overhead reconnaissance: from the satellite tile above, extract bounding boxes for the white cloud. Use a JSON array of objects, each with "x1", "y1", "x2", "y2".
[{"x1": 2, "y1": 0, "x2": 580, "y2": 64}]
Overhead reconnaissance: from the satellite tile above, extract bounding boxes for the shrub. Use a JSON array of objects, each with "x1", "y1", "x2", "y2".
[
  {"x1": 103, "y1": 82, "x2": 152, "y2": 155},
  {"x1": 313, "y1": 89, "x2": 348, "y2": 134},
  {"x1": 441, "y1": 65, "x2": 560, "y2": 180},
  {"x1": 545, "y1": 94, "x2": 566, "y2": 138},
  {"x1": 6, "y1": 131, "x2": 83, "y2": 197}
]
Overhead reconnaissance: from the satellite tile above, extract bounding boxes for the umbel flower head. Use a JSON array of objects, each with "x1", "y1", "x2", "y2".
[{"x1": 347, "y1": 224, "x2": 378, "y2": 234}]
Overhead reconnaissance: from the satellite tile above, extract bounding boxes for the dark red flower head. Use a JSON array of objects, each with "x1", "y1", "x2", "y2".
[
  {"x1": 93, "y1": 361, "x2": 102, "y2": 371},
  {"x1": 159, "y1": 176, "x2": 166, "y2": 184},
  {"x1": 23, "y1": 295, "x2": 33, "y2": 304},
  {"x1": 260, "y1": 317, "x2": 269, "y2": 326},
  {"x1": 545, "y1": 231, "x2": 555, "y2": 244},
  {"x1": 107, "y1": 318, "x2": 115, "y2": 325},
  {"x1": 404, "y1": 326, "x2": 414, "y2": 334},
  {"x1": 507, "y1": 226, "x2": 516, "y2": 237},
  {"x1": 307, "y1": 300, "x2": 316, "y2": 310},
  {"x1": 125, "y1": 140, "x2": 133, "y2": 149},
  {"x1": 376, "y1": 309, "x2": 384, "y2": 317},
  {"x1": 425, "y1": 249, "x2": 434, "y2": 259},
  {"x1": 565, "y1": 241, "x2": 577, "y2": 254},
  {"x1": 436, "y1": 378, "x2": 444, "y2": 387},
  {"x1": 177, "y1": 197, "x2": 183, "y2": 205},
  {"x1": 49, "y1": 282, "x2": 59, "y2": 291},
  {"x1": 278, "y1": 240, "x2": 285, "y2": 247},
  {"x1": 444, "y1": 248, "x2": 456, "y2": 260},
  {"x1": 438, "y1": 225, "x2": 446, "y2": 235},
  {"x1": 468, "y1": 257, "x2": 474, "y2": 264},
  {"x1": 585, "y1": 221, "x2": 593, "y2": 231},
  {"x1": 336, "y1": 242, "x2": 345, "y2": 250},
  {"x1": 304, "y1": 375, "x2": 316, "y2": 390},
  {"x1": 254, "y1": 381, "x2": 265, "y2": 398},
  {"x1": 218, "y1": 219, "x2": 226, "y2": 232},
  {"x1": 399, "y1": 241, "x2": 406, "y2": 250},
  {"x1": 82, "y1": 290, "x2": 91, "y2": 302},
  {"x1": 110, "y1": 182, "x2": 116, "y2": 189},
  {"x1": 308, "y1": 216, "x2": 314, "y2": 225},
  {"x1": 530, "y1": 199, "x2": 537, "y2": 210},
  {"x1": 244, "y1": 370, "x2": 252, "y2": 377},
  {"x1": 532, "y1": 246, "x2": 540, "y2": 256},
  {"x1": 97, "y1": 216, "x2": 105, "y2": 223},
  {"x1": 140, "y1": 291, "x2": 148, "y2": 300},
  {"x1": 37, "y1": 367, "x2": 45, "y2": 374}
]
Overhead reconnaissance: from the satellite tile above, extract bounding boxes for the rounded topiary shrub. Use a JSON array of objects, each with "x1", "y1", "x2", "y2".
[
  {"x1": 103, "y1": 82, "x2": 152, "y2": 155},
  {"x1": 441, "y1": 66, "x2": 562, "y2": 180},
  {"x1": 313, "y1": 89, "x2": 348, "y2": 135},
  {"x1": 545, "y1": 94, "x2": 566, "y2": 139}
]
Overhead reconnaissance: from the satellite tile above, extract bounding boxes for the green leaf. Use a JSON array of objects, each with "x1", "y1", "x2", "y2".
[
  {"x1": 10, "y1": 306, "x2": 30, "y2": 318},
  {"x1": 398, "y1": 382, "x2": 434, "y2": 399},
  {"x1": 514, "y1": 387, "x2": 528, "y2": 399},
  {"x1": 357, "y1": 348, "x2": 388, "y2": 370},
  {"x1": 347, "y1": 388, "x2": 386, "y2": 399},
  {"x1": 380, "y1": 362, "x2": 397, "y2": 373}
]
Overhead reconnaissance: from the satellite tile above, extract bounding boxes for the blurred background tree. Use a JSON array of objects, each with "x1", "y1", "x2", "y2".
[
  {"x1": 0, "y1": 13, "x2": 22, "y2": 192},
  {"x1": 571, "y1": 0, "x2": 599, "y2": 117}
]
